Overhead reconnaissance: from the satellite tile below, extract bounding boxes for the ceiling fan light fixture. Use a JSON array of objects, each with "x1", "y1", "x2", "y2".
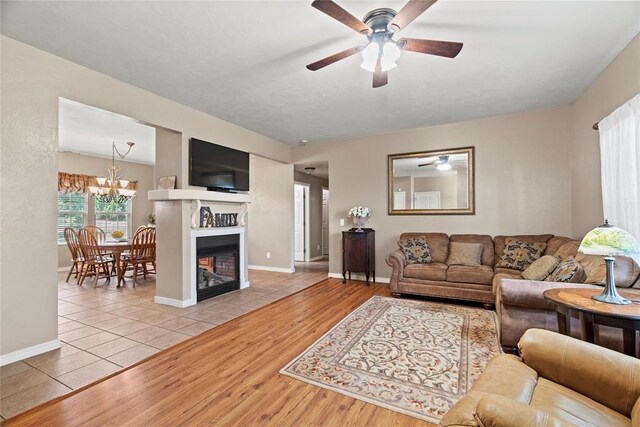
[
  {"x1": 436, "y1": 163, "x2": 452, "y2": 171},
  {"x1": 381, "y1": 41, "x2": 401, "y2": 71},
  {"x1": 360, "y1": 42, "x2": 379, "y2": 72}
]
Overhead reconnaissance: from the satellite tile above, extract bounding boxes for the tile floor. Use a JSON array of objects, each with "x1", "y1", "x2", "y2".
[{"x1": 0, "y1": 259, "x2": 328, "y2": 420}]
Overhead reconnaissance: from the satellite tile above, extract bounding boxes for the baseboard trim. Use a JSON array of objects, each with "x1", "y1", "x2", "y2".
[
  {"x1": 154, "y1": 296, "x2": 192, "y2": 308},
  {"x1": 240, "y1": 280, "x2": 250, "y2": 289},
  {"x1": 309, "y1": 256, "x2": 325, "y2": 262},
  {"x1": 328, "y1": 272, "x2": 390, "y2": 284},
  {"x1": 57, "y1": 267, "x2": 71, "y2": 272},
  {"x1": 249, "y1": 265, "x2": 295, "y2": 273},
  {"x1": 0, "y1": 339, "x2": 61, "y2": 366}
]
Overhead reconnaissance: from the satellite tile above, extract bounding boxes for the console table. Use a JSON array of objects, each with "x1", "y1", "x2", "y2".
[
  {"x1": 342, "y1": 229, "x2": 375, "y2": 285},
  {"x1": 544, "y1": 288, "x2": 640, "y2": 357}
]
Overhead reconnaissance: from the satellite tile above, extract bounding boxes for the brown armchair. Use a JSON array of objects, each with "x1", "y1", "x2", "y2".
[{"x1": 441, "y1": 328, "x2": 640, "y2": 427}]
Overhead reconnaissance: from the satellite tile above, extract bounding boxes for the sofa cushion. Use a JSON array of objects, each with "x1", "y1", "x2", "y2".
[
  {"x1": 398, "y1": 232, "x2": 449, "y2": 263},
  {"x1": 450, "y1": 234, "x2": 495, "y2": 266},
  {"x1": 403, "y1": 262, "x2": 448, "y2": 281},
  {"x1": 494, "y1": 234, "x2": 554, "y2": 261},
  {"x1": 495, "y1": 238, "x2": 547, "y2": 271},
  {"x1": 545, "y1": 256, "x2": 586, "y2": 283},
  {"x1": 530, "y1": 378, "x2": 631, "y2": 427},
  {"x1": 399, "y1": 236, "x2": 432, "y2": 264},
  {"x1": 554, "y1": 240, "x2": 580, "y2": 259},
  {"x1": 447, "y1": 242, "x2": 483, "y2": 267},
  {"x1": 447, "y1": 265, "x2": 494, "y2": 285},
  {"x1": 575, "y1": 252, "x2": 640, "y2": 288},
  {"x1": 544, "y1": 236, "x2": 574, "y2": 256},
  {"x1": 522, "y1": 255, "x2": 560, "y2": 281}
]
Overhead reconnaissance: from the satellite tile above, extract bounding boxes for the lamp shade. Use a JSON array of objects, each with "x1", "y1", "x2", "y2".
[{"x1": 578, "y1": 221, "x2": 640, "y2": 256}]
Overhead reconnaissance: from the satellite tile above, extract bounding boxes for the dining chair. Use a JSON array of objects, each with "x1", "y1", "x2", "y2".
[
  {"x1": 78, "y1": 228, "x2": 114, "y2": 287},
  {"x1": 120, "y1": 227, "x2": 155, "y2": 287},
  {"x1": 63, "y1": 228, "x2": 84, "y2": 282},
  {"x1": 82, "y1": 225, "x2": 106, "y2": 243}
]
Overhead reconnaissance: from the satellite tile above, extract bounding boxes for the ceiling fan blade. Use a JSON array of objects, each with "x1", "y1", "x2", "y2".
[
  {"x1": 418, "y1": 162, "x2": 436, "y2": 167},
  {"x1": 373, "y1": 58, "x2": 388, "y2": 88},
  {"x1": 399, "y1": 38, "x2": 463, "y2": 58},
  {"x1": 389, "y1": 0, "x2": 438, "y2": 32},
  {"x1": 306, "y1": 46, "x2": 361, "y2": 71},
  {"x1": 312, "y1": 0, "x2": 372, "y2": 35}
]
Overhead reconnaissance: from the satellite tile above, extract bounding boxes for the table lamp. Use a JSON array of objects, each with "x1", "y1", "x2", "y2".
[{"x1": 578, "y1": 220, "x2": 640, "y2": 305}]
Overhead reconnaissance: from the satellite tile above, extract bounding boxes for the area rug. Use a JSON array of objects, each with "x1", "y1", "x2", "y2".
[{"x1": 280, "y1": 296, "x2": 500, "y2": 423}]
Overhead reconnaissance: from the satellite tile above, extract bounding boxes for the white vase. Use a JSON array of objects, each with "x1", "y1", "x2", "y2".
[{"x1": 352, "y1": 216, "x2": 368, "y2": 232}]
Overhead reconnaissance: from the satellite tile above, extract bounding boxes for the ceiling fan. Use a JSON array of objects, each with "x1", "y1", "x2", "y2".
[
  {"x1": 418, "y1": 155, "x2": 451, "y2": 170},
  {"x1": 306, "y1": 0, "x2": 463, "y2": 88}
]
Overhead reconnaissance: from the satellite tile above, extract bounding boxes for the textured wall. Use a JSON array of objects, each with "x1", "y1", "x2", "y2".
[
  {"x1": 293, "y1": 106, "x2": 574, "y2": 280},
  {"x1": 0, "y1": 36, "x2": 291, "y2": 358},
  {"x1": 570, "y1": 34, "x2": 640, "y2": 238},
  {"x1": 247, "y1": 155, "x2": 294, "y2": 270}
]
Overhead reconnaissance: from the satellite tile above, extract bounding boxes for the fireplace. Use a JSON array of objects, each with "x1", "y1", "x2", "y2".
[{"x1": 196, "y1": 234, "x2": 239, "y2": 302}]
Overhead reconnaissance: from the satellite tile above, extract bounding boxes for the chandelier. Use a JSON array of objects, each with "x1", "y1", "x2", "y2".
[{"x1": 89, "y1": 141, "x2": 136, "y2": 204}]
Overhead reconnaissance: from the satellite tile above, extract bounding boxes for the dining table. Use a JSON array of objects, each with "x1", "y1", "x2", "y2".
[{"x1": 98, "y1": 239, "x2": 132, "y2": 286}]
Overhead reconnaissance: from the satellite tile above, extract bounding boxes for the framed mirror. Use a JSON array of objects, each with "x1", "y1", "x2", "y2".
[{"x1": 388, "y1": 146, "x2": 475, "y2": 215}]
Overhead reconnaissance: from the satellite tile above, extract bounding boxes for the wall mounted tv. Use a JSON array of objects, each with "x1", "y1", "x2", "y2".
[{"x1": 189, "y1": 138, "x2": 250, "y2": 192}]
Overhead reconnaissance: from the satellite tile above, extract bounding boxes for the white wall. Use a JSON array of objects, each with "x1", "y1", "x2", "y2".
[{"x1": 0, "y1": 36, "x2": 292, "y2": 360}]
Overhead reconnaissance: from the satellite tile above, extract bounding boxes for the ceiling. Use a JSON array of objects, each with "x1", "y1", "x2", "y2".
[
  {"x1": 59, "y1": 98, "x2": 156, "y2": 165},
  {"x1": 3, "y1": 2, "x2": 639, "y2": 145},
  {"x1": 393, "y1": 153, "x2": 467, "y2": 178},
  {"x1": 294, "y1": 162, "x2": 330, "y2": 180}
]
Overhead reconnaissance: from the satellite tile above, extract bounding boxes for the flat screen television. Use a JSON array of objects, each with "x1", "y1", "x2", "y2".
[{"x1": 189, "y1": 138, "x2": 250, "y2": 192}]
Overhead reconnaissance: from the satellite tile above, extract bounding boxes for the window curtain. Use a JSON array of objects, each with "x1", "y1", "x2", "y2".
[
  {"x1": 599, "y1": 93, "x2": 640, "y2": 240},
  {"x1": 58, "y1": 172, "x2": 137, "y2": 194},
  {"x1": 58, "y1": 172, "x2": 97, "y2": 194}
]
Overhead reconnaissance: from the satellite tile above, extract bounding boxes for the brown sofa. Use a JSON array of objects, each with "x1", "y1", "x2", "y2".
[
  {"x1": 386, "y1": 233, "x2": 573, "y2": 306},
  {"x1": 496, "y1": 259, "x2": 640, "y2": 353},
  {"x1": 440, "y1": 328, "x2": 640, "y2": 427}
]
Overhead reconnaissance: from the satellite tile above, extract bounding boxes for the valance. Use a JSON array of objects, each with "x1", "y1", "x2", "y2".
[{"x1": 58, "y1": 172, "x2": 137, "y2": 194}]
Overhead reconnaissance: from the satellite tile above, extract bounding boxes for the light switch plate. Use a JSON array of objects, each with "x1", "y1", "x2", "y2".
[{"x1": 340, "y1": 219, "x2": 345, "y2": 226}]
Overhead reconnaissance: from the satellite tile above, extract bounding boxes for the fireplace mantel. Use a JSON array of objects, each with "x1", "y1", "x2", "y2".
[{"x1": 149, "y1": 189, "x2": 251, "y2": 204}]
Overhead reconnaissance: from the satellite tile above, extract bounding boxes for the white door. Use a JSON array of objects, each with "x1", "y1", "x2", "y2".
[
  {"x1": 414, "y1": 191, "x2": 441, "y2": 209},
  {"x1": 322, "y1": 189, "x2": 329, "y2": 256},
  {"x1": 294, "y1": 184, "x2": 305, "y2": 261},
  {"x1": 393, "y1": 191, "x2": 406, "y2": 209}
]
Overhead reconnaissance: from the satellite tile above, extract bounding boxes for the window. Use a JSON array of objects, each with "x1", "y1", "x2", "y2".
[
  {"x1": 57, "y1": 192, "x2": 87, "y2": 243},
  {"x1": 95, "y1": 199, "x2": 131, "y2": 238}
]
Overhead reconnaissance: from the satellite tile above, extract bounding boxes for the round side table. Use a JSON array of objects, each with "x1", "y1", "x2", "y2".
[{"x1": 543, "y1": 288, "x2": 640, "y2": 357}]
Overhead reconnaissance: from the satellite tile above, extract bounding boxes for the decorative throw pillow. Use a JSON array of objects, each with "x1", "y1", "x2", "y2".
[
  {"x1": 400, "y1": 237, "x2": 432, "y2": 264},
  {"x1": 522, "y1": 255, "x2": 560, "y2": 281},
  {"x1": 545, "y1": 256, "x2": 586, "y2": 283},
  {"x1": 447, "y1": 242, "x2": 484, "y2": 267},
  {"x1": 495, "y1": 238, "x2": 547, "y2": 271}
]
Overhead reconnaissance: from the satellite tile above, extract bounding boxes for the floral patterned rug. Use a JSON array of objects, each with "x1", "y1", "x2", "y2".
[{"x1": 280, "y1": 296, "x2": 500, "y2": 423}]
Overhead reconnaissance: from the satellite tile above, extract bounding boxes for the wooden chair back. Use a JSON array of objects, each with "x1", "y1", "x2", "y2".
[
  {"x1": 131, "y1": 227, "x2": 155, "y2": 261},
  {"x1": 64, "y1": 228, "x2": 81, "y2": 260},
  {"x1": 78, "y1": 228, "x2": 103, "y2": 261},
  {"x1": 83, "y1": 225, "x2": 106, "y2": 243}
]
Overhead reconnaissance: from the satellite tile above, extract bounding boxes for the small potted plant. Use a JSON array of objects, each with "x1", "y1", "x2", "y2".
[
  {"x1": 348, "y1": 206, "x2": 371, "y2": 232},
  {"x1": 147, "y1": 213, "x2": 156, "y2": 227}
]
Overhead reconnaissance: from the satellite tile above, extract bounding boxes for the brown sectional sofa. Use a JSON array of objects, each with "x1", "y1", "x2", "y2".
[
  {"x1": 386, "y1": 231, "x2": 640, "y2": 352},
  {"x1": 386, "y1": 233, "x2": 565, "y2": 305}
]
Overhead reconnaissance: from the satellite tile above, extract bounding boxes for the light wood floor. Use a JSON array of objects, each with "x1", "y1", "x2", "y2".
[{"x1": 4, "y1": 279, "x2": 430, "y2": 426}]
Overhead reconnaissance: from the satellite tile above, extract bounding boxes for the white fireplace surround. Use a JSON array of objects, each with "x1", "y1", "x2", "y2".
[{"x1": 188, "y1": 226, "x2": 249, "y2": 306}]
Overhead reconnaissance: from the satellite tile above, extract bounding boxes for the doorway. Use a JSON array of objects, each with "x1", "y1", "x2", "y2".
[
  {"x1": 294, "y1": 183, "x2": 310, "y2": 262},
  {"x1": 322, "y1": 188, "x2": 329, "y2": 256}
]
